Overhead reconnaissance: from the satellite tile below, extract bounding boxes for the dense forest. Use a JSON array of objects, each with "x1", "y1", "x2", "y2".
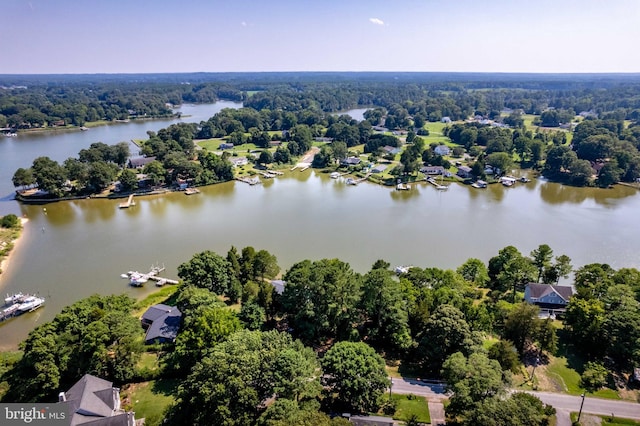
[{"x1": 2, "y1": 243, "x2": 638, "y2": 425}]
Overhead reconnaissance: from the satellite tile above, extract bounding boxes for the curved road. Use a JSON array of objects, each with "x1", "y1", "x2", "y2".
[{"x1": 390, "y1": 378, "x2": 640, "y2": 421}]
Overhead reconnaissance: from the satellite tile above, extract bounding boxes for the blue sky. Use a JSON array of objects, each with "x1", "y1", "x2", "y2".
[{"x1": 2, "y1": 0, "x2": 639, "y2": 74}]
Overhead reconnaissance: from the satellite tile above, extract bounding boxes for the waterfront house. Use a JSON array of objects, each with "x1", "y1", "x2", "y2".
[
  {"x1": 58, "y1": 374, "x2": 137, "y2": 426},
  {"x1": 434, "y1": 145, "x2": 451, "y2": 156},
  {"x1": 457, "y1": 166, "x2": 473, "y2": 179},
  {"x1": 372, "y1": 164, "x2": 388, "y2": 173},
  {"x1": 524, "y1": 283, "x2": 575, "y2": 313},
  {"x1": 341, "y1": 156, "x2": 361, "y2": 166},
  {"x1": 420, "y1": 165, "x2": 445, "y2": 175},
  {"x1": 128, "y1": 156, "x2": 156, "y2": 169},
  {"x1": 230, "y1": 157, "x2": 249, "y2": 167},
  {"x1": 141, "y1": 304, "x2": 182, "y2": 344}
]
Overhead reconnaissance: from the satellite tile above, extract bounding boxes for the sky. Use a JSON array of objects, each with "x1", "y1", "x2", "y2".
[{"x1": 2, "y1": 0, "x2": 639, "y2": 74}]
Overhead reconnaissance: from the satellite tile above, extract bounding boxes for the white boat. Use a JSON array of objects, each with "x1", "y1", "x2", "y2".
[
  {"x1": 394, "y1": 265, "x2": 414, "y2": 274},
  {"x1": 5, "y1": 293, "x2": 24, "y2": 305},
  {"x1": 129, "y1": 273, "x2": 148, "y2": 286},
  {"x1": 346, "y1": 178, "x2": 357, "y2": 185},
  {"x1": 120, "y1": 273, "x2": 129, "y2": 279},
  {"x1": 16, "y1": 296, "x2": 45, "y2": 313},
  {"x1": 396, "y1": 183, "x2": 409, "y2": 190},
  {"x1": 435, "y1": 184, "x2": 448, "y2": 191},
  {"x1": 330, "y1": 172, "x2": 340, "y2": 179}
]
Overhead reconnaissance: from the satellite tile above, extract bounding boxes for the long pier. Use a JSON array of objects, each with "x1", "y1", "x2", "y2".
[
  {"x1": 119, "y1": 194, "x2": 136, "y2": 208},
  {"x1": 236, "y1": 177, "x2": 261, "y2": 185}
]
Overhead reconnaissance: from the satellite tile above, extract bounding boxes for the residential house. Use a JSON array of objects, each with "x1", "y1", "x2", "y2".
[
  {"x1": 372, "y1": 125, "x2": 388, "y2": 132},
  {"x1": 420, "y1": 165, "x2": 445, "y2": 175},
  {"x1": 340, "y1": 156, "x2": 361, "y2": 166},
  {"x1": 524, "y1": 283, "x2": 575, "y2": 314},
  {"x1": 382, "y1": 146, "x2": 401, "y2": 156},
  {"x1": 371, "y1": 164, "x2": 388, "y2": 174},
  {"x1": 457, "y1": 165, "x2": 473, "y2": 179},
  {"x1": 219, "y1": 143, "x2": 234, "y2": 150},
  {"x1": 434, "y1": 145, "x2": 451, "y2": 156},
  {"x1": 128, "y1": 156, "x2": 156, "y2": 169},
  {"x1": 58, "y1": 374, "x2": 137, "y2": 426},
  {"x1": 230, "y1": 157, "x2": 249, "y2": 167},
  {"x1": 314, "y1": 137, "x2": 334, "y2": 143},
  {"x1": 141, "y1": 304, "x2": 182, "y2": 344},
  {"x1": 441, "y1": 116, "x2": 452, "y2": 123}
]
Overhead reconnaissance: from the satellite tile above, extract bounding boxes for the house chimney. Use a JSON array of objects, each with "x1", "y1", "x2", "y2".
[{"x1": 58, "y1": 392, "x2": 66, "y2": 402}]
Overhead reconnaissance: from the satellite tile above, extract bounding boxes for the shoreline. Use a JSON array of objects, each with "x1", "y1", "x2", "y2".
[{"x1": 0, "y1": 217, "x2": 29, "y2": 284}]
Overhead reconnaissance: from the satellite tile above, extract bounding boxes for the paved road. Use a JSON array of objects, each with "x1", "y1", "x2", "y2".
[
  {"x1": 530, "y1": 391, "x2": 640, "y2": 420},
  {"x1": 390, "y1": 378, "x2": 640, "y2": 420}
]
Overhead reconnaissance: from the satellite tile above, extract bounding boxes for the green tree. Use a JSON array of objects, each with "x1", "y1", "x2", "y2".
[
  {"x1": 281, "y1": 259, "x2": 361, "y2": 343},
  {"x1": 141, "y1": 160, "x2": 167, "y2": 186},
  {"x1": 258, "y1": 150, "x2": 274, "y2": 165},
  {"x1": 118, "y1": 168, "x2": 138, "y2": 192},
  {"x1": 253, "y1": 249, "x2": 280, "y2": 282},
  {"x1": 31, "y1": 156, "x2": 67, "y2": 197},
  {"x1": 530, "y1": 244, "x2": 553, "y2": 283},
  {"x1": 177, "y1": 250, "x2": 233, "y2": 296},
  {"x1": 87, "y1": 161, "x2": 118, "y2": 191},
  {"x1": 166, "y1": 330, "x2": 321, "y2": 426},
  {"x1": 0, "y1": 214, "x2": 20, "y2": 229},
  {"x1": 240, "y1": 301, "x2": 266, "y2": 330},
  {"x1": 488, "y1": 340, "x2": 520, "y2": 373},
  {"x1": 504, "y1": 303, "x2": 540, "y2": 356},
  {"x1": 457, "y1": 258, "x2": 489, "y2": 287},
  {"x1": 564, "y1": 297, "x2": 606, "y2": 358},
  {"x1": 172, "y1": 306, "x2": 241, "y2": 371},
  {"x1": 12, "y1": 167, "x2": 35, "y2": 190},
  {"x1": 321, "y1": 341, "x2": 390, "y2": 414},
  {"x1": 332, "y1": 141, "x2": 348, "y2": 161},
  {"x1": 442, "y1": 352, "x2": 508, "y2": 421},
  {"x1": 359, "y1": 268, "x2": 412, "y2": 352},
  {"x1": 580, "y1": 361, "x2": 608, "y2": 393}
]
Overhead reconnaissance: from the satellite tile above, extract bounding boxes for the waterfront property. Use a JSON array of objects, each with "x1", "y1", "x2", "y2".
[
  {"x1": 59, "y1": 374, "x2": 137, "y2": 426},
  {"x1": 524, "y1": 283, "x2": 575, "y2": 315},
  {"x1": 141, "y1": 304, "x2": 182, "y2": 344}
]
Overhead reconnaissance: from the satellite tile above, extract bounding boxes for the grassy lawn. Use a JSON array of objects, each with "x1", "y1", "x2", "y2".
[
  {"x1": 122, "y1": 379, "x2": 178, "y2": 426},
  {"x1": 389, "y1": 394, "x2": 431, "y2": 424},
  {"x1": 570, "y1": 413, "x2": 640, "y2": 426},
  {"x1": 542, "y1": 356, "x2": 620, "y2": 399},
  {"x1": 133, "y1": 285, "x2": 180, "y2": 315}
]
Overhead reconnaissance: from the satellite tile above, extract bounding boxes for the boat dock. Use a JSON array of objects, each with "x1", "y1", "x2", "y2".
[
  {"x1": 347, "y1": 173, "x2": 372, "y2": 186},
  {"x1": 236, "y1": 177, "x2": 261, "y2": 185},
  {"x1": 426, "y1": 177, "x2": 449, "y2": 190},
  {"x1": 184, "y1": 187, "x2": 200, "y2": 195},
  {"x1": 123, "y1": 264, "x2": 179, "y2": 287},
  {"x1": 119, "y1": 194, "x2": 136, "y2": 208},
  {"x1": 258, "y1": 170, "x2": 283, "y2": 179}
]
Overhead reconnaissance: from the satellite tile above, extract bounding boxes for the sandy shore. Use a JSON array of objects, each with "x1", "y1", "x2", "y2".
[{"x1": 0, "y1": 217, "x2": 29, "y2": 282}]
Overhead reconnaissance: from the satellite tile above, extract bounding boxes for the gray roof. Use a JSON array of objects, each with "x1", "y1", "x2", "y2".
[
  {"x1": 128, "y1": 156, "x2": 156, "y2": 168},
  {"x1": 143, "y1": 304, "x2": 182, "y2": 343},
  {"x1": 63, "y1": 374, "x2": 135, "y2": 426},
  {"x1": 526, "y1": 283, "x2": 574, "y2": 302},
  {"x1": 141, "y1": 304, "x2": 175, "y2": 323},
  {"x1": 270, "y1": 280, "x2": 285, "y2": 295}
]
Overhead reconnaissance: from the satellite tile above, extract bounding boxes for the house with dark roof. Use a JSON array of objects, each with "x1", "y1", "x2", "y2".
[
  {"x1": 524, "y1": 283, "x2": 575, "y2": 313},
  {"x1": 128, "y1": 156, "x2": 156, "y2": 169},
  {"x1": 457, "y1": 165, "x2": 473, "y2": 179},
  {"x1": 371, "y1": 164, "x2": 388, "y2": 174},
  {"x1": 59, "y1": 374, "x2": 137, "y2": 426},
  {"x1": 270, "y1": 280, "x2": 286, "y2": 295},
  {"x1": 382, "y1": 145, "x2": 401, "y2": 156},
  {"x1": 141, "y1": 304, "x2": 182, "y2": 344},
  {"x1": 340, "y1": 156, "x2": 361, "y2": 166},
  {"x1": 219, "y1": 142, "x2": 234, "y2": 150},
  {"x1": 434, "y1": 145, "x2": 451, "y2": 156}
]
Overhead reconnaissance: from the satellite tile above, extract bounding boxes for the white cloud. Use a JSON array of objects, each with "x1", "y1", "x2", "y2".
[
  {"x1": 241, "y1": 21, "x2": 247, "y2": 27},
  {"x1": 369, "y1": 18, "x2": 384, "y2": 26}
]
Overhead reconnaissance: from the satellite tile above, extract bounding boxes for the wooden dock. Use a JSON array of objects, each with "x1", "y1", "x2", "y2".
[
  {"x1": 119, "y1": 194, "x2": 136, "y2": 208},
  {"x1": 236, "y1": 177, "x2": 261, "y2": 185},
  {"x1": 184, "y1": 187, "x2": 200, "y2": 195},
  {"x1": 125, "y1": 264, "x2": 178, "y2": 287}
]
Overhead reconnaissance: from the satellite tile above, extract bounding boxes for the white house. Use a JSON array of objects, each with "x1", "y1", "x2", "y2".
[
  {"x1": 524, "y1": 283, "x2": 575, "y2": 314},
  {"x1": 434, "y1": 145, "x2": 451, "y2": 156}
]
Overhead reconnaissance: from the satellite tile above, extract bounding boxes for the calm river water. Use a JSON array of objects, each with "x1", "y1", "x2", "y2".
[{"x1": 0, "y1": 104, "x2": 639, "y2": 349}]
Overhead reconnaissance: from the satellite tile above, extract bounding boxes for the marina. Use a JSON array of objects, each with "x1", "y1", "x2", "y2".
[{"x1": 1, "y1": 293, "x2": 45, "y2": 323}]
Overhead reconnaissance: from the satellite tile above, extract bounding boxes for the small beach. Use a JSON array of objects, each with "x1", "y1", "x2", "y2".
[{"x1": 0, "y1": 217, "x2": 28, "y2": 284}]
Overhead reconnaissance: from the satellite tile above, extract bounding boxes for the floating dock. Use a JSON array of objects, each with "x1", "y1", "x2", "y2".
[
  {"x1": 236, "y1": 177, "x2": 261, "y2": 185},
  {"x1": 119, "y1": 194, "x2": 136, "y2": 208},
  {"x1": 123, "y1": 264, "x2": 179, "y2": 287},
  {"x1": 184, "y1": 187, "x2": 200, "y2": 195}
]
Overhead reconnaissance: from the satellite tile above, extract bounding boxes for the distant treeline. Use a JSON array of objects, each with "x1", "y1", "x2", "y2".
[{"x1": 3, "y1": 72, "x2": 640, "y2": 129}]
